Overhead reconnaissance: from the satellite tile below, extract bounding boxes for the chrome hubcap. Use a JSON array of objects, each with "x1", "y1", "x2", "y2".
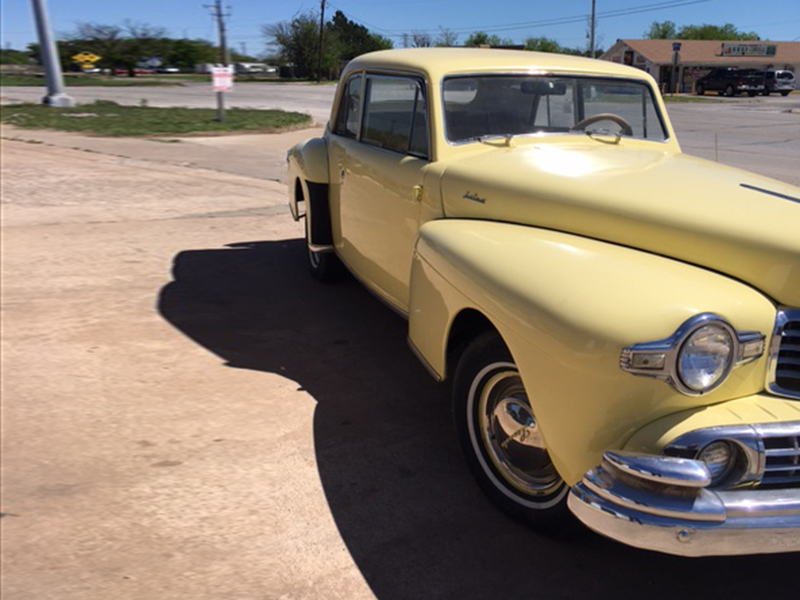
[{"x1": 478, "y1": 370, "x2": 562, "y2": 496}]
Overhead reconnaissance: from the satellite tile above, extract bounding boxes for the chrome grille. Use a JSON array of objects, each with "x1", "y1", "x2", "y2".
[
  {"x1": 768, "y1": 308, "x2": 800, "y2": 399},
  {"x1": 762, "y1": 431, "x2": 800, "y2": 488}
]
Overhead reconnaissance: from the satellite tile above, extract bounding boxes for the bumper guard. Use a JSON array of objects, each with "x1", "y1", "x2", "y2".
[{"x1": 568, "y1": 451, "x2": 800, "y2": 556}]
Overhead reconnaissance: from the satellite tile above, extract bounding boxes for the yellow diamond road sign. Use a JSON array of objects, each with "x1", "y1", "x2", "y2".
[{"x1": 72, "y1": 52, "x2": 101, "y2": 63}]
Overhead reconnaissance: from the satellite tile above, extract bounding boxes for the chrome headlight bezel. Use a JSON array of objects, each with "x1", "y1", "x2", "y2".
[{"x1": 620, "y1": 313, "x2": 766, "y2": 396}]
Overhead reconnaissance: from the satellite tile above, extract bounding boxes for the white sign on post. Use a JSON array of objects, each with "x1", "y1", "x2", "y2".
[{"x1": 212, "y1": 66, "x2": 234, "y2": 92}]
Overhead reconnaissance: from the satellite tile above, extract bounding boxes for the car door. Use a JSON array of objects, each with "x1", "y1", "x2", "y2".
[{"x1": 328, "y1": 73, "x2": 431, "y2": 313}]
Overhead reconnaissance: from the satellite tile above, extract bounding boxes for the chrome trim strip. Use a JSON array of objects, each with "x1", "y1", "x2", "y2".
[
  {"x1": 307, "y1": 243, "x2": 335, "y2": 253},
  {"x1": 740, "y1": 183, "x2": 800, "y2": 204},
  {"x1": 407, "y1": 337, "x2": 443, "y2": 382},
  {"x1": 766, "y1": 308, "x2": 800, "y2": 399}
]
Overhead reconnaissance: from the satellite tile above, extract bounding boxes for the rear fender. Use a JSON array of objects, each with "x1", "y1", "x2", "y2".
[
  {"x1": 287, "y1": 137, "x2": 329, "y2": 221},
  {"x1": 408, "y1": 219, "x2": 776, "y2": 485}
]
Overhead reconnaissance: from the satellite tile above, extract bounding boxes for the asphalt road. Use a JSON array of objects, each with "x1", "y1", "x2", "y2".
[
  {"x1": 3, "y1": 82, "x2": 798, "y2": 184},
  {"x1": 1, "y1": 86, "x2": 799, "y2": 600}
]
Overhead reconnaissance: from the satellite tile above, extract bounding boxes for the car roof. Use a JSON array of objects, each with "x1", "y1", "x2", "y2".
[{"x1": 344, "y1": 48, "x2": 655, "y2": 82}]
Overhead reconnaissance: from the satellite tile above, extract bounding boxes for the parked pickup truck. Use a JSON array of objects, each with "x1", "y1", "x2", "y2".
[
  {"x1": 287, "y1": 48, "x2": 800, "y2": 557},
  {"x1": 695, "y1": 67, "x2": 765, "y2": 96}
]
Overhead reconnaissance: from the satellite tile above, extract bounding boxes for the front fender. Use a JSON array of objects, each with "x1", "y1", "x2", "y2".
[
  {"x1": 408, "y1": 220, "x2": 776, "y2": 485},
  {"x1": 287, "y1": 137, "x2": 329, "y2": 220}
]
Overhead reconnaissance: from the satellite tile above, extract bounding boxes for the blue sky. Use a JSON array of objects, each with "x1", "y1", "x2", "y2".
[{"x1": 2, "y1": 0, "x2": 799, "y2": 55}]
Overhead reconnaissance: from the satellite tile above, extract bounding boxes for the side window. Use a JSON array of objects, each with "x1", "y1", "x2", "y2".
[
  {"x1": 334, "y1": 74, "x2": 362, "y2": 138},
  {"x1": 362, "y1": 76, "x2": 429, "y2": 159}
]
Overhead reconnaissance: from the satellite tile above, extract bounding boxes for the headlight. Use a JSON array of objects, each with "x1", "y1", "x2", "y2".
[
  {"x1": 697, "y1": 440, "x2": 736, "y2": 485},
  {"x1": 677, "y1": 324, "x2": 734, "y2": 393},
  {"x1": 620, "y1": 313, "x2": 765, "y2": 396}
]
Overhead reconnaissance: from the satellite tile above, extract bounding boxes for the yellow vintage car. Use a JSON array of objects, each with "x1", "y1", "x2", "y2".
[{"x1": 287, "y1": 48, "x2": 800, "y2": 556}]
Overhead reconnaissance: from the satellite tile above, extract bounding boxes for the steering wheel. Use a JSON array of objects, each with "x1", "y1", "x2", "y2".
[{"x1": 570, "y1": 113, "x2": 633, "y2": 137}]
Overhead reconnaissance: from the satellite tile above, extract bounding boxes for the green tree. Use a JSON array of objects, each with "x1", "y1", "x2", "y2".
[
  {"x1": 329, "y1": 10, "x2": 392, "y2": 60},
  {"x1": 644, "y1": 20, "x2": 678, "y2": 39},
  {"x1": 678, "y1": 23, "x2": 760, "y2": 40},
  {"x1": 464, "y1": 31, "x2": 514, "y2": 47},
  {"x1": 64, "y1": 21, "x2": 169, "y2": 75},
  {"x1": 524, "y1": 37, "x2": 563, "y2": 53},
  {"x1": 27, "y1": 40, "x2": 84, "y2": 71},
  {"x1": 0, "y1": 48, "x2": 33, "y2": 65},
  {"x1": 265, "y1": 11, "x2": 339, "y2": 79},
  {"x1": 163, "y1": 39, "x2": 218, "y2": 69}
]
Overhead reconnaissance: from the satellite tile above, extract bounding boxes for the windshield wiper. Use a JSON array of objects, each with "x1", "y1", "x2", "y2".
[
  {"x1": 585, "y1": 128, "x2": 622, "y2": 144},
  {"x1": 477, "y1": 134, "x2": 515, "y2": 146}
]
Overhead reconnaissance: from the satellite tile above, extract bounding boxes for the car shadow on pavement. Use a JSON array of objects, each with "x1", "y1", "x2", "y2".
[{"x1": 158, "y1": 239, "x2": 797, "y2": 600}]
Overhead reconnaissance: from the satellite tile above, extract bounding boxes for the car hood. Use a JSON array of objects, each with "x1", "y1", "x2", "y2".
[{"x1": 440, "y1": 141, "x2": 800, "y2": 306}]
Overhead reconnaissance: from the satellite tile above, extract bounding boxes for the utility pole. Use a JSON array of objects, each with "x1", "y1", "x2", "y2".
[
  {"x1": 316, "y1": 0, "x2": 326, "y2": 83},
  {"x1": 29, "y1": 0, "x2": 73, "y2": 107},
  {"x1": 589, "y1": 0, "x2": 596, "y2": 58},
  {"x1": 207, "y1": 0, "x2": 231, "y2": 121}
]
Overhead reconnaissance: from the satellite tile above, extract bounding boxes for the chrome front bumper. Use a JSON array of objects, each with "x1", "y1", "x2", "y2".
[{"x1": 568, "y1": 451, "x2": 800, "y2": 556}]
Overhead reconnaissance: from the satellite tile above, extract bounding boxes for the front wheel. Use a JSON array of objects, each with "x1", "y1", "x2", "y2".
[
  {"x1": 695, "y1": 84, "x2": 705, "y2": 96},
  {"x1": 452, "y1": 332, "x2": 571, "y2": 531},
  {"x1": 781, "y1": 91, "x2": 790, "y2": 97},
  {"x1": 725, "y1": 85, "x2": 735, "y2": 97}
]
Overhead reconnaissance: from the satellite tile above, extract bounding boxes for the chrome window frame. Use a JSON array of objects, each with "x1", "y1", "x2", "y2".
[
  {"x1": 359, "y1": 72, "x2": 431, "y2": 160},
  {"x1": 332, "y1": 71, "x2": 364, "y2": 140}
]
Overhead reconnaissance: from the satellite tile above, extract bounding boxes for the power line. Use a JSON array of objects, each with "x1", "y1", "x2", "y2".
[{"x1": 327, "y1": 0, "x2": 712, "y2": 38}]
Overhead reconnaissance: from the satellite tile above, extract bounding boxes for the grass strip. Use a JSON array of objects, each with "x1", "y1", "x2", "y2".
[
  {"x1": 0, "y1": 74, "x2": 181, "y2": 87},
  {"x1": 0, "y1": 100, "x2": 312, "y2": 136}
]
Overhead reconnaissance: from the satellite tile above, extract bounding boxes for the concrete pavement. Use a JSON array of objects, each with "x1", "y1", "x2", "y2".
[
  {"x1": 0, "y1": 123, "x2": 325, "y2": 183},
  {"x1": 2, "y1": 115, "x2": 800, "y2": 600}
]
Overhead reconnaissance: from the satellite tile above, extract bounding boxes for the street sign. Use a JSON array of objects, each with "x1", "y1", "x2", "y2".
[
  {"x1": 211, "y1": 66, "x2": 234, "y2": 92},
  {"x1": 72, "y1": 52, "x2": 101, "y2": 63},
  {"x1": 672, "y1": 42, "x2": 682, "y2": 52}
]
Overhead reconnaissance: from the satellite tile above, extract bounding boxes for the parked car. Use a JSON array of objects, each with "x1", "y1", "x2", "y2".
[
  {"x1": 113, "y1": 68, "x2": 155, "y2": 75},
  {"x1": 287, "y1": 48, "x2": 800, "y2": 557},
  {"x1": 155, "y1": 66, "x2": 181, "y2": 74},
  {"x1": 695, "y1": 67, "x2": 765, "y2": 96},
  {"x1": 762, "y1": 69, "x2": 796, "y2": 96},
  {"x1": 233, "y1": 62, "x2": 278, "y2": 75}
]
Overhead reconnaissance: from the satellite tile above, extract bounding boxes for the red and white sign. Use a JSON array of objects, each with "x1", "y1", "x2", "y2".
[{"x1": 211, "y1": 66, "x2": 234, "y2": 92}]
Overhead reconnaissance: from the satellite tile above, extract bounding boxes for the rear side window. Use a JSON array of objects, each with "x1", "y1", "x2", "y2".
[
  {"x1": 361, "y1": 76, "x2": 429, "y2": 159},
  {"x1": 334, "y1": 74, "x2": 362, "y2": 138}
]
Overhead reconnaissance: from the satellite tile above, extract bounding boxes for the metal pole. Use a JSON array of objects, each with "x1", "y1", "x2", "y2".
[
  {"x1": 589, "y1": 0, "x2": 596, "y2": 58},
  {"x1": 30, "y1": 0, "x2": 73, "y2": 107},
  {"x1": 212, "y1": 0, "x2": 230, "y2": 122},
  {"x1": 316, "y1": 0, "x2": 325, "y2": 83}
]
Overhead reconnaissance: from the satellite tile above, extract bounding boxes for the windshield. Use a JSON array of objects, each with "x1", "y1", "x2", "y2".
[{"x1": 443, "y1": 75, "x2": 668, "y2": 143}]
